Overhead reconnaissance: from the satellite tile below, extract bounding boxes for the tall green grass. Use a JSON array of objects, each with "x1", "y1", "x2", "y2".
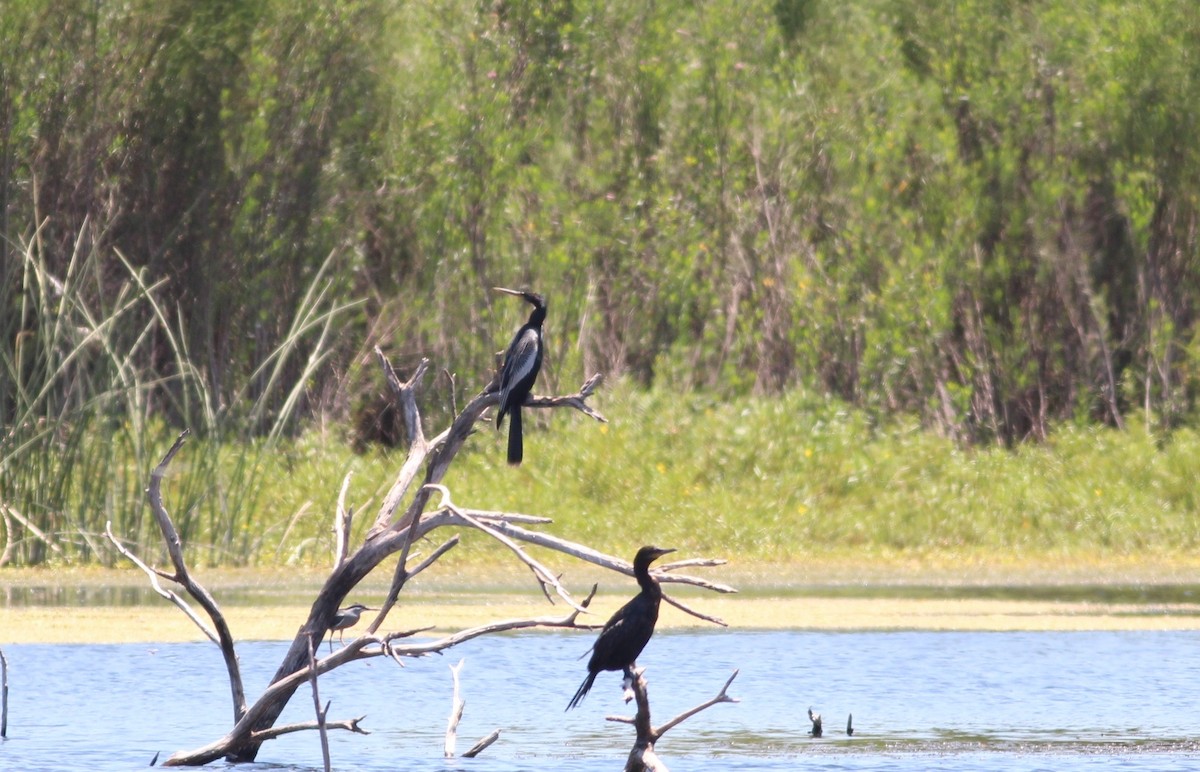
[
  {"x1": 6, "y1": 239, "x2": 1199, "y2": 570},
  {"x1": 438, "y1": 388, "x2": 1200, "y2": 563},
  {"x1": 0, "y1": 223, "x2": 357, "y2": 566},
  {"x1": 176, "y1": 384, "x2": 1200, "y2": 570}
]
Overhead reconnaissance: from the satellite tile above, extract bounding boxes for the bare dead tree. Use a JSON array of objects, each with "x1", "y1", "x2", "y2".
[
  {"x1": 306, "y1": 637, "x2": 333, "y2": 772},
  {"x1": 0, "y1": 508, "x2": 13, "y2": 568},
  {"x1": 106, "y1": 348, "x2": 735, "y2": 766},
  {"x1": 1, "y1": 645, "x2": 8, "y2": 738},
  {"x1": 443, "y1": 659, "x2": 501, "y2": 759},
  {"x1": 607, "y1": 668, "x2": 741, "y2": 772}
]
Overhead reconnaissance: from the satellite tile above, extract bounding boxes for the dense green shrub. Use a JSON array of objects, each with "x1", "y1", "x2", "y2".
[
  {"x1": 5, "y1": 0, "x2": 1200, "y2": 564},
  {"x1": 5, "y1": 0, "x2": 1200, "y2": 439}
]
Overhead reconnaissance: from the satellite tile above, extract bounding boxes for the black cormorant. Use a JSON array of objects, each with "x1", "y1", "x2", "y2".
[
  {"x1": 493, "y1": 287, "x2": 546, "y2": 466},
  {"x1": 566, "y1": 545, "x2": 676, "y2": 710}
]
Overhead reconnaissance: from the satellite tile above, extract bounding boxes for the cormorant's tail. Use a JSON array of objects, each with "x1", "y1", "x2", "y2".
[
  {"x1": 566, "y1": 670, "x2": 596, "y2": 711},
  {"x1": 507, "y1": 407, "x2": 523, "y2": 465}
]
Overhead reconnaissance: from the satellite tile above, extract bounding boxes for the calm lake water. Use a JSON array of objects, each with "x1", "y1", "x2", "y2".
[{"x1": 2, "y1": 628, "x2": 1200, "y2": 771}]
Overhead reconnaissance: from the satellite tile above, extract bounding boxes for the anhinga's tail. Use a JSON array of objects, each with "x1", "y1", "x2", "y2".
[
  {"x1": 566, "y1": 670, "x2": 597, "y2": 711},
  {"x1": 507, "y1": 407, "x2": 523, "y2": 465}
]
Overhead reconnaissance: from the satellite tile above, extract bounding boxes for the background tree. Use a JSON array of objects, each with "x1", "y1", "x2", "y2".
[{"x1": 6, "y1": 0, "x2": 1200, "y2": 564}]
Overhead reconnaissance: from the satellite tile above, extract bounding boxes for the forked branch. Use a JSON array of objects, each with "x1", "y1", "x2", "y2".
[
  {"x1": 106, "y1": 429, "x2": 247, "y2": 722},
  {"x1": 126, "y1": 347, "x2": 736, "y2": 769},
  {"x1": 249, "y1": 716, "x2": 369, "y2": 743},
  {"x1": 104, "y1": 522, "x2": 219, "y2": 644},
  {"x1": 443, "y1": 660, "x2": 502, "y2": 759},
  {"x1": 607, "y1": 669, "x2": 741, "y2": 772}
]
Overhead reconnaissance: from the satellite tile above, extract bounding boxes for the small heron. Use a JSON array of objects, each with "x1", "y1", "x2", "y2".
[{"x1": 328, "y1": 603, "x2": 375, "y2": 650}]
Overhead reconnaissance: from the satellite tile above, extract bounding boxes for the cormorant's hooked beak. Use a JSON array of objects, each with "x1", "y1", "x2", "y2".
[{"x1": 653, "y1": 547, "x2": 677, "y2": 559}]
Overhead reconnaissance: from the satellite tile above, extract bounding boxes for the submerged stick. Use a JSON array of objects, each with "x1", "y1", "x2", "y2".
[
  {"x1": 444, "y1": 659, "x2": 465, "y2": 758},
  {"x1": 463, "y1": 729, "x2": 501, "y2": 758},
  {"x1": 1, "y1": 646, "x2": 8, "y2": 738},
  {"x1": 306, "y1": 636, "x2": 332, "y2": 772}
]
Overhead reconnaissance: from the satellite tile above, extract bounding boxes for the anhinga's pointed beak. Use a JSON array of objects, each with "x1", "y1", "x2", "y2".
[{"x1": 492, "y1": 286, "x2": 524, "y2": 297}]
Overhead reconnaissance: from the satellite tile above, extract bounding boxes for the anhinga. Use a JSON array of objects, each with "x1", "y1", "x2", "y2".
[
  {"x1": 566, "y1": 545, "x2": 676, "y2": 710},
  {"x1": 493, "y1": 287, "x2": 546, "y2": 466}
]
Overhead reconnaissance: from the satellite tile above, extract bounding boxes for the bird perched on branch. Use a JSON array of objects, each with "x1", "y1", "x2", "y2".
[
  {"x1": 493, "y1": 287, "x2": 546, "y2": 466},
  {"x1": 328, "y1": 603, "x2": 374, "y2": 650},
  {"x1": 567, "y1": 545, "x2": 675, "y2": 710}
]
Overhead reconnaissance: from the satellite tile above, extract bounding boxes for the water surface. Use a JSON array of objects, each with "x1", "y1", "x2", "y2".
[{"x1": 2, "y1": 629, "x2": 1199, "y2": 770}]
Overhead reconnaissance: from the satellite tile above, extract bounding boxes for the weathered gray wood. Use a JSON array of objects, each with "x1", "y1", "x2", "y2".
[
  {"x1": 609, "y1": 669, "x2": 740, "y2": 772},
  {"x1": 1, "y1": 645, "x2": 8, "y2": 738},
  {"x1": 306, "y1": 636, "x2": 332, "y2": 772},
  {"x1": 333, "y1": 472, "x2": 354, "y2": 568},
  {"x1": 153, "y1": 359, "x2": 616, "y2": 766},
  {"x1": 116, "y1": 349, "x2": 730, "y2": 768},
  {"x1": 462, "y1": 729, "x2": 501, "y2": 758},
  {"x1": 145, "y1": 431, "x2": 248, "y2": 722},
  {"x1": 444, "y1": 659, "x2": 465, "y2": 758}
]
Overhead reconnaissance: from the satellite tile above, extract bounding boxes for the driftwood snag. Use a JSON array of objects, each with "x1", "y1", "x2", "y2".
[
  {"x1": 607, "y1": 668, "x2": 740, "y2": 772},
  {"x1": 107, "y1": 350, "x2": 733, "y2": 767},
  {"x1": 1, "y1": 645, "x2": 8, "y2": 739},
  {"x1": 444, "y1": 659, "x2": 466, "y2": 758},
  {"x1": 443, "y1": 659, "x2": 501, "y2": 759}
]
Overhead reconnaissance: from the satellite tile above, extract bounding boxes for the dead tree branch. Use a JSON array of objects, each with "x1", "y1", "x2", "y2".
[
  {"x1": 307, "y1": 637, "x2": 332, "y2": 772},
  {"x1": 121, "y1": 348, "x2": 727, "y2": 768},
  {"x1": 386, "y1": 587, "x2": 598, "y2": 659},
  {"x1": 1, "y1": 646, "x2": 8, "y2": 738},
  {"x1": 249, "y1": 716, "x2": 369, "y2": 743},
  {"x1": 463, "y1": 729, "x2": 501, "y2": 758},
  {"x1": 444, "y1": 659, "x2": 466, "y2": 758},
  {"x1": 162, "y1": 585, "x2": 602, "y2": 767},
  {"x1": 653, "y1": 670, "x2": 740, "y2": 737},
  {"x1": 333, "y1": 472, "x2": 354, "y2": 568},
  {"x1": 453, "y1": 519, "x2": 736, "y2": 595},
  {"x1": 105, "y1": 430, "x2": 247, "y2": 722},
  {"x1": 371, "y1": 352, "x2": 430, "y2": 534},
  {"x1": 660, "y1": 595, "x2": 729, "y2": 628},
  {"x1": 607, "y1": 669, "x2": 741, "y2": 772},
  {"x1": 424, "y1": 484, "x2": 585, "y2": 611},
  {"x1": 435, "y1": 516, "x2": 735, "y2": 625},
  {"x1": 104, "y1": 522, "x2": 219, "y2": 644},
  {"x1": 153, "y1": 354, "x2": 615, "y2": 765}
]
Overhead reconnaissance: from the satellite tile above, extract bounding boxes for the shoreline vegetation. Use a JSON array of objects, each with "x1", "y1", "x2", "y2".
[
  {"x1": 5, "y1": 0, "x2": 1200, "y2": 576},
  {"x1": 4, "y1": 559, "x2": 1200, "y2": 644},
  {"x1": 9, "y1": 385, "x2": 1200, "y2": 570}
]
